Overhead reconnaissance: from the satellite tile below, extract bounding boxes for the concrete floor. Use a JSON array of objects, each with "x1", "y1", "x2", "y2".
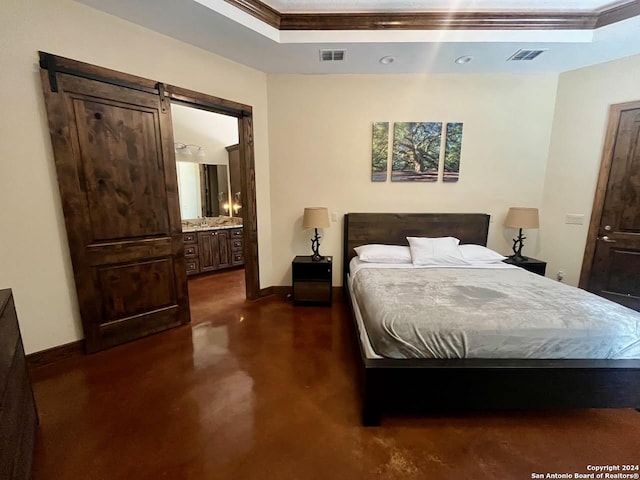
[{"x1": 30, "y1": 269, "x2": 640, "y2": 479}]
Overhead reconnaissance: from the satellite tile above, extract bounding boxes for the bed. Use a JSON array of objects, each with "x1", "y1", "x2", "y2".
[{"x1": 342, "y1": 213, "x2": 640, "y2": 426}]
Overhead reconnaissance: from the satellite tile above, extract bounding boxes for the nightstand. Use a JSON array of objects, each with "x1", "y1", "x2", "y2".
[
  {"x1": 503, "y1": 256, "x2": 547, "y2": 276},
  {"x1": 292, "y1": 256, "x2": 332, "y2": 306}
]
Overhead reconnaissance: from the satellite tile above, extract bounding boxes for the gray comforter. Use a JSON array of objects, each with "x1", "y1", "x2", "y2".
[{"x1": 351, "y1": 265, "x2": 640, "y2": 359}]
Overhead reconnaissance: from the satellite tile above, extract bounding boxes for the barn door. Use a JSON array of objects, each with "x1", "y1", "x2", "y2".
[
  {"x1": 39, "y1": 53, "x2": 190, "y2": 353},
  {"x1": 581, "y1": 101, "x2": 640, "y2": 312}
]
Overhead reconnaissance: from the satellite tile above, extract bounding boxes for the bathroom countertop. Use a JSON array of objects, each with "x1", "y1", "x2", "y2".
[{"x1": 182, "y1": 224, "x2": 243, "y2": 233}]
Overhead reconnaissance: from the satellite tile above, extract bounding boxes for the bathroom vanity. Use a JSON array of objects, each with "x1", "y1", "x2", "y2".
[{"x1": 183, "y1": 221, "x2": 243, "y2": 276}]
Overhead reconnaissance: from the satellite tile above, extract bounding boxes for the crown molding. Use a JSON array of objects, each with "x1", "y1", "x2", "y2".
[
  {"x1": 279, "y1": 11, "x2": 597, "y2": 30},
  {"x1": 225, "y1": 0, "x2": 281, "y2": 28},
  {"x1": 222, "y1": 0, "x2": 640, "y2": 31},
  {"x1": 596, "y1": 0, "x2": 640, "y2": 27}
]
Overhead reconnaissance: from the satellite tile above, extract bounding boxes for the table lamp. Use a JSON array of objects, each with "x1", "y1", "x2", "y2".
[
  {"x1": 303, "y1": 207, "x2": 330, "y2": 261},
  {"x1": 504, "y1": 207, "x2": 539, "y2": 262}
]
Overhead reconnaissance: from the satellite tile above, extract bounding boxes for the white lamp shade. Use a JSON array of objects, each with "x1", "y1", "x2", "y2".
[
  {"x1": 504, "y1": 207, "x2": 539, "y2": 229},
  {"x1": 303, "y1": 207, "x2": 330, "y2": 229}
]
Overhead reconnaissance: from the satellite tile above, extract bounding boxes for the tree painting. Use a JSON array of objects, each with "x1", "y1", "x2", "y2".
[
  {"x1": 444, "y1": 122, "x2": 464, "y2": 182},
  {"x1": 392, "y1": 122, "x2": 442, "y2": 182},
  {"x1": 371, "y1": 122, "x2": 389, "y2": 182}
]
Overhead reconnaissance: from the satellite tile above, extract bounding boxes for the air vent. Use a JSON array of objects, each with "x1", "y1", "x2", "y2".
[
  {"x1": 320, "y1": 49, "x2": 346, "y2": 62},
  {"x1": 507, "y1": 49, "x2": 547, "y2": 61}
]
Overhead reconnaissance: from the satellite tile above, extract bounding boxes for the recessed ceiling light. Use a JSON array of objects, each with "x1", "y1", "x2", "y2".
[
  {"x1": 455, "y1": 56, "x2": 474, "y2": 64},
  {"x1": 379, "y1": 56, "x2": 395, "y2": 65}
]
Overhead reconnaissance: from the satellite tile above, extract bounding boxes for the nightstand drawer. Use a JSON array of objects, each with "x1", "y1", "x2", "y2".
[
  {"x1": 523, "y1": 262, "x2": 546, "y2": 276},
  {"x1": 292, "y1": 262, "x2": 332, "y2": 281},
  {"x1": 503, "y1": 256, "x2": 547, "y2": 276},
  {"x1": 293, "y1": 281, "x2": 331, "y2": 305}
]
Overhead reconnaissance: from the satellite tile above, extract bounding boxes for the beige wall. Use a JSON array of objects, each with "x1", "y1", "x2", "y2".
[
  {"x1": 540, "y1": 53, "x2": 640, "y2": 286},
  {"x1": 0, "y1": 0, "x2": 273, "y2": 353},
  {"x1": 267, "y1": 74, "x2": 559, "y2": 287}
]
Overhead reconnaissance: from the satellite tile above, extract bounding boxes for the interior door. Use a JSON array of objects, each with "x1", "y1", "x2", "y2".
[
  {"x1": 39, "y1": 53, "x2": 190, "y2": 353},
  {"x1": 584, "y1": 103, "x2": 640, "y2": 311}
]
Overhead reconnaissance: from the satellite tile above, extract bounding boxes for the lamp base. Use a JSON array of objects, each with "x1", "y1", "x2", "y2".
[
  {"x1": 511, "y1": 228, "x2": 528, "y2": 262},
  {"x1": 310, "y1": 228, "x2": 324, "y2": 262}
]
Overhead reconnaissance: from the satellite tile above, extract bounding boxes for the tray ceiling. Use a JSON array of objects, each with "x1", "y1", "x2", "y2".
[{"x1": 75, "y1": 0, "x2": 640, "y2": 74}]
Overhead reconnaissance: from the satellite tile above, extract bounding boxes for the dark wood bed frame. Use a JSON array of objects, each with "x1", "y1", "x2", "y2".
[{"x1": 342, "y1": 213, "x2": 640, "y2": 426}]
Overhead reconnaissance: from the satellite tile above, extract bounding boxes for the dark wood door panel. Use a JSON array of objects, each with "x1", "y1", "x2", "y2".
[
  {"x1": 72, "y1": 97, "x2": 171, "y2": 241},
  {"x1": 98, "y1": 306, "x2": 181, "y2": 351},
  {"x1": 86, "y1": 237, "x2": 172, "y2": 266},
  {"x1": 618, "y1": 112, "x2": 640, "y2": 232},
  {"x1": 40, "y1": 55, "x2": 190, "y2": 352},
  {"x1": 97, "y1": 258, "x2": 177, "y2": 323},
  {"x1": 600, "y1": 249, "x2": 640, "y2": 308},
  {"x1": 586, "y1": 104, "x2": 640, "y2": 312},
  {"x1": 600, "y1": 110, "x2": 640, "y2": 234}
]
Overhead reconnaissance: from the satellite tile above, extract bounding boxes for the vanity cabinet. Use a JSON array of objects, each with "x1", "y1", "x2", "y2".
[
  {"x1": 183, "y1": 233, "x2": 199, "y2": 275},
  {"x1": 183, "y1": 227, "x2": 243, "y2": 276},
  {"x1": 230, "y1": 228, "x2": 244, "y2": 266},
  {"x1": 199, "y1": 229, "x2": 231, "y2": 272}
]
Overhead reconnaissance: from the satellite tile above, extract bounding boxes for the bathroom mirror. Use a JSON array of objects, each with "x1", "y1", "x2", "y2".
[
  {"x1": 172, "y1": 104, "x2": 241, "y2": 220},
  {"x1": 176, "y1": 161, "x2": 234, "y2": 218}
]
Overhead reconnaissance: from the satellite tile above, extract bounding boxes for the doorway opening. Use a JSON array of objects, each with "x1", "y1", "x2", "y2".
[
  {"x1": 166, "y1": 85, "x2": 261, "y2": 303},
  {"x1": 171, "y1": 103, "x2": 247, "y2": 323}
]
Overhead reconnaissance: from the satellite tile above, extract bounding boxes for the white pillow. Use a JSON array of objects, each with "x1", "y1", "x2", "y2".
[
  {"x1": 407, "y1": 236, "x2": 468, "y2": 266},
  {"x1": 354, "y1": 244, "x2": 412, "y2": 264},
  {"x1": 459, "y1": 244, "x2": 507, "y2": 264}
]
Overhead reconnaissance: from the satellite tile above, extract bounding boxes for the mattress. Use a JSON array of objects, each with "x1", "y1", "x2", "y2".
[{"x1": 349, "y1": 258, "x2": 640, "y2": 360}]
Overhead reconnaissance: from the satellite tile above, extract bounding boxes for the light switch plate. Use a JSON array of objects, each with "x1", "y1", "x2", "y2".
[{"x1": 565, "y1": 214, "x2": 585, "y2": 225}]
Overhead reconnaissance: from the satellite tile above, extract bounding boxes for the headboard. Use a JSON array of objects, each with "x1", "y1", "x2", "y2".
[{"x1": 342, "y1": 213, "x2": 490, "y2": 289}]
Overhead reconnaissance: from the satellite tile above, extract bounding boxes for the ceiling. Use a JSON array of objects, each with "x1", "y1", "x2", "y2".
[{"x1": 75, "y1": 0, "x2": 640, "y2": 74}]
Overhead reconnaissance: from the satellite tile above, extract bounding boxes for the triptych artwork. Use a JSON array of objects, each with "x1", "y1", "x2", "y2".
[{"x1": 371, "y1": 121, "x2": 464, "y2": 182}]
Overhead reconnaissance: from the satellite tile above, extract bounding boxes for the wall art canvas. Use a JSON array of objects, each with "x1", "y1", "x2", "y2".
[
  {"x1": 392, "y1": 122, "x2": 442, "y2": 182},
  {"x1": 444, "y1": 122, "x2": 464, "y2": 182},
  {"x1": 371, "y1": 122, "x2": 389, "y2": 182}
]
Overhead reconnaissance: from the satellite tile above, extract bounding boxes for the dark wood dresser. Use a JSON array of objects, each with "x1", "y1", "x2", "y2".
[{"x1": 0, "y1": 289, "x2": 38, "y2": 480}]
